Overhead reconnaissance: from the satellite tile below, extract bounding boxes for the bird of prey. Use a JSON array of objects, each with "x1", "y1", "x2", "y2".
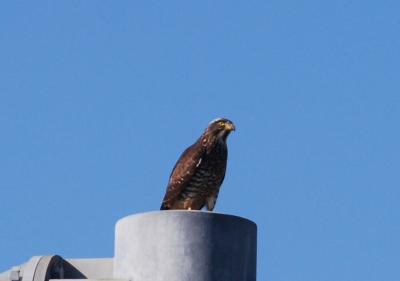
[{"x1": 160, "y1": 118, "x2": 235, "y2": 211}]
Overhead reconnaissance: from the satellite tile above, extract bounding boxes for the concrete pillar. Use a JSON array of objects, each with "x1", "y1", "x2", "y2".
[{"x1": 113, "y1": 211, "x2": 257, "y2": 281}]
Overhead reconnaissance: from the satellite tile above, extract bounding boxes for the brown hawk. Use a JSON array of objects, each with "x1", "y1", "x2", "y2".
[{"x1": 160, "y1": 118, "x2": 235, "y2": 211}]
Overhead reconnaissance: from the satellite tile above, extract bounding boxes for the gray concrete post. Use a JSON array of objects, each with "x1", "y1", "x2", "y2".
[{"x1": 113, "y1": 211, "x2": 257, "y2": 281}]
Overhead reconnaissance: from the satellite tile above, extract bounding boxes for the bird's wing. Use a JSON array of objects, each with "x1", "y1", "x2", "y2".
[{"x1": 160, "y1": 142, "x2": 204, "y2": 210}]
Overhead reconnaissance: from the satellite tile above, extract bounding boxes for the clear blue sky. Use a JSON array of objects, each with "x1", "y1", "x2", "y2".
[{"x1": 1, "y1": 1, "x2": 399, "y2": 280}]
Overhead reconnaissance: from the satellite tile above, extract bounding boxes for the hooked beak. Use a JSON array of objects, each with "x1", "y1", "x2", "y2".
[{"x1": 225, "y1": 123, "x2": 236, "y2": 132}]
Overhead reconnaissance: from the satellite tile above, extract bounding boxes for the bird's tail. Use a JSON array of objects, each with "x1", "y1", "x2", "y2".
[{"x1": 160, "y1": 203, "x2": 170, "y2": 210}]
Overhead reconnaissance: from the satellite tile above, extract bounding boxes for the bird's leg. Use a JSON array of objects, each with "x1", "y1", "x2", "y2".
[{"x1": 206, "y1": 194, "x2": 218, "y2": 211}]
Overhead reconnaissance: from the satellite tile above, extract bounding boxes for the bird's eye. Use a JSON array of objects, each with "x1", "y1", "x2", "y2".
[{"x1": 218, "y1": 121, "x2": 225, "y2": 127}]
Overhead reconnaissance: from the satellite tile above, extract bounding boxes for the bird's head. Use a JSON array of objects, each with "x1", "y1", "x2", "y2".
[{"x1": 205, "y1": 117, "x2": 235, "y2": 143}]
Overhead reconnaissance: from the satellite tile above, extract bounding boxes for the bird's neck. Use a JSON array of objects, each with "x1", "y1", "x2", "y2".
[{"x1": 200, "y1": 134, "x2": 227, "y2": 154}]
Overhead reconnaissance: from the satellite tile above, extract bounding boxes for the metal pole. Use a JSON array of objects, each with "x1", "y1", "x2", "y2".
[{"x1": 114, "y1": 211, "x2": 257, "y2": 281}]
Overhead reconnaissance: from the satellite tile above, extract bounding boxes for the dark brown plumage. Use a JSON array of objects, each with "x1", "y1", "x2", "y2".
[{"x1": 160, "y1": 118, "x2": 235, "y2": 211}]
